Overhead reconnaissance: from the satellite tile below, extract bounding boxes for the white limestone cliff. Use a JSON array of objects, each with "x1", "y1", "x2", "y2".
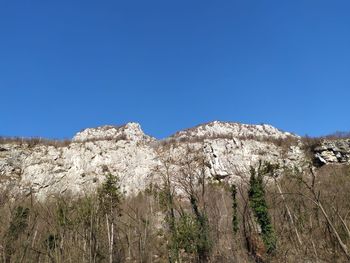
[{"x1": 0, "y1": 121, "x2": 306, "y2": 199}]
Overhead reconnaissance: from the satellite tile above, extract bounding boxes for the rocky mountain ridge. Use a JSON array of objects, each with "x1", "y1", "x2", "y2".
[
  {"x1": 169, "y1": 121, "x2": 295, "y2": 140},
  {"x1": 0, "y1": 121, "x2": 348, "y2": 199}
]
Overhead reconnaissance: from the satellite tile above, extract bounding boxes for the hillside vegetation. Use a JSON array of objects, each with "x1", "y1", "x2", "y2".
[
  {"x1": 0, "y1": 158, "x2": 349, "y2": 262},
  {"x1": 0, "y1": 123, "x2": 349, "y2": 262}
]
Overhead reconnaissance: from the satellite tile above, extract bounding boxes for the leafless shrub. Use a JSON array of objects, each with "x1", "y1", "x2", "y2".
[
  {"x1": 157, "y1": 134, "x2": 299, "y2": 152},
  {"x1": 0, "y1": 161, "x2": 349, "y2": 262},
  {"x1": 76, "y1": 125, "x2": 122, "y2": 134},
  {"x1": 0, "y1": 136, "x2": 72, "y2": 148},
  {"x1": 0, "y1": 133, "x2": 129, "y2": 148},
  {"x1": 74, "y1": 134, "x2": 128, "y2": 144},
  {"x1": 324, "y1": 131, "x2": 350, "y2": 140}
]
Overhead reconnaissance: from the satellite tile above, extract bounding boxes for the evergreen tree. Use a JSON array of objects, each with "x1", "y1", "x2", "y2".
[
  {"x1": 190, "y1": 194, "x2": 211, "y2": 263},
  {"x1": 98, "y1": 173, "x2": 123, "y2": 263},
  {"x1": 248, "y1": 163, "x2": 277, "y2": 254},
  {"x1": 230, "y1": 184, "x2": 239, "y2": 235}
]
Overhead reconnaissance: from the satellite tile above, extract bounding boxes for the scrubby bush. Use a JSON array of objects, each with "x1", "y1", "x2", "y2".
[{"x1": 0, "y1": 160, "x2": 349, "y2": 262}]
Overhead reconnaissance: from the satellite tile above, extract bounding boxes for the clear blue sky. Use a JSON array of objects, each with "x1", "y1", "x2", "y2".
[{"x1": 0, "y1": 0, "x2": 349, "y2": 139}]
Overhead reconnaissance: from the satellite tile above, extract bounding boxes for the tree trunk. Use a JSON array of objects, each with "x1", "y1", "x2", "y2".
[
  {"x1": 317, "y1": 201, "x2": 350, "y2": 260},
  {"x1": 275, "y1": 179, "x2": 303, "y2": 246}
]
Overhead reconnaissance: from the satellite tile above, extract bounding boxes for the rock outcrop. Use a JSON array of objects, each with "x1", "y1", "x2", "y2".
[
  {"x1": 73, "y1": 122, "x2": 155, "y2": 143},
  {"x1": 0, "y1": 123, "x2": 157, "y2": 199},
  {"x1": 314, "y1": 139, "x2": 350, "y2": 165},
  {"x1": 170, "y1": 121, "x2": 294, "y2": 140},
  {"x1": 0, "y1": 121, "x2": 308, "y2": 199}
]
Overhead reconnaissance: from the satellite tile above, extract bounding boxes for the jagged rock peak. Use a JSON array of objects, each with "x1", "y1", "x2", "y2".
[
  {"x1": 72, "y1": 122, "x2": 155, "y2": 142},
  {"x1": 170, "y1": 121, "x2": 295, "y2": 140}
]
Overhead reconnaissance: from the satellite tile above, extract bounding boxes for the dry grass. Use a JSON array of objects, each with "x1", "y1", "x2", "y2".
[
  {"x1": 324, "y1": 131, "x2": 350, "y2": 140},
  {"x1": 0, "y1": 136, "x2": 71, "y2": 148},
  {"x1": 157, "y1": 134, "x2": 300, "y2": 153},
  {"x1": 73, "y1": 134, "x2": 128, "y2": 144},
  {"x1": 0, "y1": 134, "x2": 129, "y2": 148}
]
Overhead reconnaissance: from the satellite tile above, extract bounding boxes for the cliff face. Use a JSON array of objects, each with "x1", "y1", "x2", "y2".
[
  {"x1": 314, "y1": 139, "x2": 350, "y2": 165},
  {"x1": 162, "y1": 121, "x2": 303, "y2": 181},
  {"x1": 0, "y1": 123, "x2": 157, "y2": 199},
  {"x1": 0, "y1": 121, "x2": 346, "y2": 199}
]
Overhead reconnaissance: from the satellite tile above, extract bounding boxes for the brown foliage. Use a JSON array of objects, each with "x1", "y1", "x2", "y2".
[{"x1": 0, "y1": 161, "x2": 349, "y2": 262}]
